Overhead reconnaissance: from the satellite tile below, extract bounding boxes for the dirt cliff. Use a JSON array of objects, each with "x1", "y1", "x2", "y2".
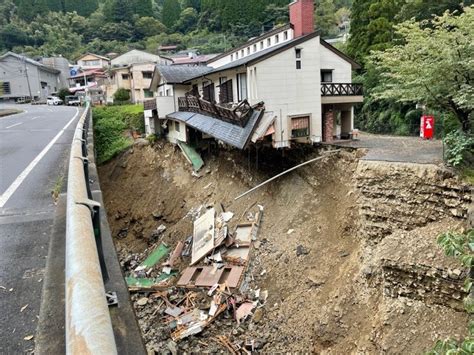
[{"x1": 98, "y1": 140, "x2": 472, "y2": 354}]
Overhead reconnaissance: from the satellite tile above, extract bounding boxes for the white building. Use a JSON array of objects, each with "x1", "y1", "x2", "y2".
[
  {"x1": 144, "y1": 0, "x2": 362, "y2": 149},
  {"x1": 76, "y1": 53, "x2": 110, "y2": 70}
]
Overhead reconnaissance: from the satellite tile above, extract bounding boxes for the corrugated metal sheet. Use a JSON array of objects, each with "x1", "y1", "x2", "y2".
[{"x1": 167, "y1": 109, "x2": 263, "y2": 149}]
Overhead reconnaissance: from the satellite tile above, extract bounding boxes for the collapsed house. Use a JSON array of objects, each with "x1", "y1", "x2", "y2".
[{"x1": 143, "y1": 0, "x2": 362, "y2": 152}]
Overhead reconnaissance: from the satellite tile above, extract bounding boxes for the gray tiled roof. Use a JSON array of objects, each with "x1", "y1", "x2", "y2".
[
  {"x1": 0, "y1": 51, "x2": 61, "y2": 74},
  {"x1": 157, "y1": 65, "x2": 212, "y2": 84},
  {"x1": 167, "y1": 109, "x2": 263, "y2": 149}
]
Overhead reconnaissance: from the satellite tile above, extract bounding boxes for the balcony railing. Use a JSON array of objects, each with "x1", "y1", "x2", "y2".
[
  {"x1": 143, "y1": 98, "x2": 157, "y2": 111},
  {"x1": 321, "y1": 83, "x2": 363, "y2": 96},
  {"x1": 178, "y1": 96, "x2": 253, "y2": 127}
]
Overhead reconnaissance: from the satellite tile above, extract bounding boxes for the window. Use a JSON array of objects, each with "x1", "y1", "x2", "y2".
[
  {"x1": 231, "y1": 54, "x2": 233, "y2": 61},
  {"x1": 144, "y1": 90, "x2": 153, "y2": 98},
  {"x1": 241, "y1": 50, "x2": 244, "y2": 57},
  {"x1": 165, "y1": 88, "x2": 170, "y2": 96},
  {"x1": 295, "y1": 48, "x2": 301, "y2": 58},
  {"x1": 253, "y1": 44, "x2": 257, "y2": 52},
  {"x1": 321, "y1": 70, "x2": 333, "y2": 82},
  {"x1": 275, "y1": 34, "x2": 279, "y2": 43},
  {"x1": 142, "y1": 71, "x2": 153, "y2": 79},
  {"x1": 267, "y1": 38, "x2": 271, "y2": 46},
  {"x1": 296, "y1": 60, "x2": 301, "y2": 69},
  {"x1": 84, "y1": 60, "x2": 100, "y2": 67},
  {"x1": 202, "y1": 82, "x2": 215, "y2": 102},
  {"x1": 174, "y1": 121, "x2": 180, "y2": 132},
  {"x1": 260, "y1": 41, "x2": 264, "y2": 49},
  {"x1": 284, "y1": 31, "x2": 288, "y2": 40},
  {"x1": 247, "y1": 47, "x2": 250, "y2": 55},
  {"x1": 122, "y1": 74, "x2": 129, "y2": 80},
  {"x1": 2, "y1": 81, "x2": 11, "y2": 94},
  {"x1": 235, "y1": 52, "x2": 239, "y2": 59},
  {"x1": 291, "y1": 116, "x2": 310, "y2": 138},
  {"x1": 219, "y1": 79, "x2": 233, "y2": 104},
  {"x1": 237, "y1": 73, "x2": 247, "y2": 101}
]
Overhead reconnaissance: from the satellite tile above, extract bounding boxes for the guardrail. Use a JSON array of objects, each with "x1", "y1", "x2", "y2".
[{"x1": 65, "y1": 104, "x2": 117, "y2": 354}]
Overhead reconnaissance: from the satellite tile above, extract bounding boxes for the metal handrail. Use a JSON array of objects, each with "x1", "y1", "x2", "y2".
[{"x1": 65, "y1": 104, "x2": 117, "y2": 354}]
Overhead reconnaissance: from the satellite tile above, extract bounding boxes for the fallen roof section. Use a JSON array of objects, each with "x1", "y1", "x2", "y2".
[{"x1": 167, "y1": 109, "x2": 264, "y2": 150}]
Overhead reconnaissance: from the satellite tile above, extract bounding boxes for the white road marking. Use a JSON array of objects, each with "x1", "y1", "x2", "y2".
[
  {"x1": 31, "y1": 116, "x2": 40, "y2": 120},
  {"x1": 6, "y1": 122, "x2": 23, "y2": 129},
  {"x1": 0, "y1": 108, "x2": 80, "y2": 208}
]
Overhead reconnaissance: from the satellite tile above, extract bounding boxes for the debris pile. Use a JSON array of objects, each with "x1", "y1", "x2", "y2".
[{"x1": 124, "y1": 203, "x2": 267, "y2": 352}]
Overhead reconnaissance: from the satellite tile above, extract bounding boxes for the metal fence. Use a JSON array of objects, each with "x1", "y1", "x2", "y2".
[{"x1": 65, "y1": 104, "x2": 117, "y2": 354}]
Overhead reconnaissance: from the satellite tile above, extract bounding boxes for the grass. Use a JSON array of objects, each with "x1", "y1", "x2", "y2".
[
  {"x1": 51, "y1": 175, "x2": 64, "y2": 204},
  {"x1": 459, "y1": 167, "x2": 474, "y2": 185},
  {"x1": 92, "y1": 104, "x2": 145, "y2": 164}
]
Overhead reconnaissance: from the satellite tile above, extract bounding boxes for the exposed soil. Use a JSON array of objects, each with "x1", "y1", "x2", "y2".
[{"x1": 98, "y1": 140, "x2": 471, "y2": 354}]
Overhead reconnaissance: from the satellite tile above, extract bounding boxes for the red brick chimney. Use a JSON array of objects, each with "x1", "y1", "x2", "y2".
[{"x1": 289, "y1": 0, "x2": 315, "y2": 38}]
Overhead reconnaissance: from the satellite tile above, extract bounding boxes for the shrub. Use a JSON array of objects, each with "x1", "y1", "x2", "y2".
[
  {"x1": 93, "y1": 104, "x2": 145, "y2": 164},
  {"x1": 113, "y1": 88, "x2": 130, "y2": 103},
  {"x1": 146, "y1": 134, "x2": 157, "y2": 144},
  {"x1": 444, "y1": 131, "x2": 474, "y2": 167},
  {"x1": 57, "y1": 88, "x2": 70, "y2": 102}
]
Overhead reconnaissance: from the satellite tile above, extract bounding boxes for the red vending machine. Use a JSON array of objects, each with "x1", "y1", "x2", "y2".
[{"x1": 420, "y1": 115, "x2": 434, "y2": 139}]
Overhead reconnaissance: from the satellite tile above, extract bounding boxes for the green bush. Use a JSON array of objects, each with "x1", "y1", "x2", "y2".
[
  {"x1": 113, "y1": 88, "x2": 131, "y2": 103},
  {"x1": 444, "y1": 131, "x2": 474, "y2": 167},
  {"x1": 93, "y1": 104, "x2": 145, "y2": 164}
]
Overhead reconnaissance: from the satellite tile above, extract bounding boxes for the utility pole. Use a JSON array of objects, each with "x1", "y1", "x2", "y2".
[{"x1": 22, "y1": 56, "x2": 33, "y2": 100}]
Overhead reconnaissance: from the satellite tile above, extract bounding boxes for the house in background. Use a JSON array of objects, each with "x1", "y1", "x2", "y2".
[
  {"x1": 105, "y1": 49, "x2": 173, "y2": 103},
  {"x1": 76, "y1": 53, "x2": 110, "y2": 70},
  {"x1": 110, "y1": 49, "x2": 171, "y2": 67},
  {"x1": 170, "y1": 52, "x2": 219, "y2": 66},
  {"x1": 0, "y1": 51, "x2": 61, "y2": 101},
  {"x1": 144, "y1": 0, "x2": 362, "y2": 149},
  {"x1": 106, "y1": 62, "x2": 157, "y2": 103}
]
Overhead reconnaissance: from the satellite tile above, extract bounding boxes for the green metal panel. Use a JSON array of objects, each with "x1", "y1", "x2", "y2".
[{"x1": 177, "y1": 140, "x2": 204, "y2": 171}]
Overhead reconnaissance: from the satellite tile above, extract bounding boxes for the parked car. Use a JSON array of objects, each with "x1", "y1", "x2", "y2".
[
  {"x1": 65, "y1": 96, "x2": 81, "y2": 106},
  {"x1": 47, "y1": 96, "x2": 63, "y2": 105}
]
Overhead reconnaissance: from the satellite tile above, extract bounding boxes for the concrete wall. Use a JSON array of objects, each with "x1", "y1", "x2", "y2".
[{"x1": 41, "y1": 57, "x2": 70, "y2": 89}]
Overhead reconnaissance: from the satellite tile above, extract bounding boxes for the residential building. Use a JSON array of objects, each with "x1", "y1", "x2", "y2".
[
  {"x1": 76, "y1": 53, "x2": 110, "y2": 69},
  {"x1": 110, "y1": 49, "x2": 172, "y2": 67},
  {"x1": 105, "y1": 62, "x2": 157, "y2": 104},
  {"x1": 145, "y1": 0, "x2": 362, "y2": 149},
  {"x1": 0, "y1": 51, "x2": 61, "y2": 101}
]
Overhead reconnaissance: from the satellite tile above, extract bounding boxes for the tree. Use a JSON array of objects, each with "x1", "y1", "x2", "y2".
[
  {"x1": 135, "y1": 17, "x2": 166, "y2": 38},
  {"x1": 103, "y1": 0, "x2": 133, "y2": 23},
  {"x1": 113, "y1": 88, "x2": 130, "y2": 103},
  {"x1": 347, "y1": 0, "x2": 402, "y2": 64},
  {"x1": 315, "y1": 0, "x2": 338, "y2": 37},
  {"x1": 369, "y1": 6, "x2": 474, "y2": 132},
  {"x1": 162, "y1": 0, "x2": 181, "y2": 28},
  {"x1": 64, "y1": 0, "x2": 98, "y2": 16},
  {"x1": 174, "y1": 7, "x2": 198, "y2": 33}
]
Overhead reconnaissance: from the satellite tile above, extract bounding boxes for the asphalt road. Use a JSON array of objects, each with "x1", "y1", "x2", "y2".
[{"x1": 0, "y1": 103, "x2": 81, "y2": 353}]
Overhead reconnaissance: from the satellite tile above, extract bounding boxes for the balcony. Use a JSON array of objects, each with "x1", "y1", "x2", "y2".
[
  {"x1": 177, "y1": 96, "x2": 253, "y2": 127},
  {"x1": 143, "y1": 98, "x2": 156, "y2": 111},
  {"x1": 321, "y1": 83, "x2": 363, "y2": 96},
  {"x1": 143, "y1": 96, "x2": 177, "y2": 118},
  {"x1": 321, "y1": 83, "x2": 363, "y2": 104}
]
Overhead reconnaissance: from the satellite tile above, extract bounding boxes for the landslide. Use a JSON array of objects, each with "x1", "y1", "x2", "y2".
[{"x1": 98, "y1": 140, "x2": 470, "y2": 354}]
